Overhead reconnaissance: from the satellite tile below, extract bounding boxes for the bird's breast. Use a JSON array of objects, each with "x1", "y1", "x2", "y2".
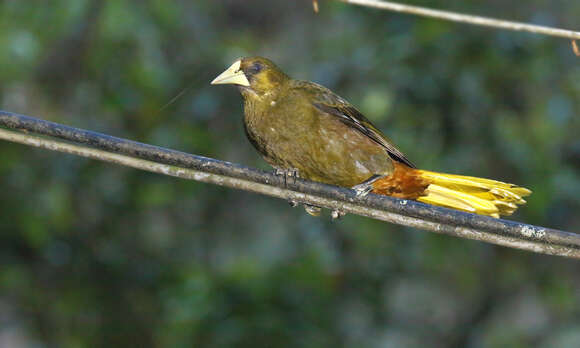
[{"x1": 242, "y1": 100, "x2": 289, "y2": 166}]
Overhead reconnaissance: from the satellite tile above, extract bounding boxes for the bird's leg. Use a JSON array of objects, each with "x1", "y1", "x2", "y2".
[
  {"x1": 286, "y1": 168, "x2": 299, "y2": 185},
  {"x1": 274, "y1": 168, "x2": 287, "y2": 187},
  {"x1": 351, "y1": 174, "x2": 385, "y2": 197},
  {"x1": 273, "y1": 167, "x2": 300, "y2": 186},
  {"x1": 274, "y1": 167, "x2": 301, "y2": 207}
]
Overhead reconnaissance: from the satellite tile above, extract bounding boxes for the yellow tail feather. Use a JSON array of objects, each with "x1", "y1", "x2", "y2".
[{"x1": 416, "y1": 170, "x2": 531, "y2": 218}]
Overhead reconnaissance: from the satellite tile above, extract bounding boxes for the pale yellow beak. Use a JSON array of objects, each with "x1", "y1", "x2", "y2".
[{"x1": 210, "y1": 60, "x2": 250, "y2": 87}]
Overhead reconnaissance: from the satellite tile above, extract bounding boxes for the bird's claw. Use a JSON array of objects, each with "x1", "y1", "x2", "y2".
[
  {"x1": 288, "y1": 199, "x2": 298, "y2": 207},
  {"x1": 273, "y1": 168, "x2": 342, "y2": 218},
  {"x1": 304, "y1": 204, "x2": 322, "y2": 216},
  {"x1": 352, "y1": 174, "x2": 384, "y2": 197},
  {"x1": 352, "y1": 183, "x2": 373, "y2": 197},
  {"x1": 274, "y1": 168, "x2": 300, "y2": 187},
  {"x1": 331, "y1": 209, "x2": 346, "y2": 219}
]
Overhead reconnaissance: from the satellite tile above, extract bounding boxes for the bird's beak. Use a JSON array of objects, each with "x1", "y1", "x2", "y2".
[{"x1": 211, "y1": 60, "x2": 250, "y2": 87}]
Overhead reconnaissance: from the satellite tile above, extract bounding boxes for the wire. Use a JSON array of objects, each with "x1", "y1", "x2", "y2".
[
  {"x1": 1, "y1": 110, "x2": 580, "y2": 259},
  {"x1": 337, "y1": 0, "x2": 580, "y2": 41}
]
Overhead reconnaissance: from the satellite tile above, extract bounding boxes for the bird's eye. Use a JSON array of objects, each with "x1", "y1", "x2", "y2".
[{"x1": 250, "y1": 62, "x2": 263, "y2": 74}]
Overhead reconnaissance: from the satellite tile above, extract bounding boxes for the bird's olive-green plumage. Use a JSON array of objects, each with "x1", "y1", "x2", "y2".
[
  {"x1": 212, "y1": 56, "x2": 531, "y2": 217},
  {"x1": 225, "y1": 57, "x2": 411, "y2": 187}
]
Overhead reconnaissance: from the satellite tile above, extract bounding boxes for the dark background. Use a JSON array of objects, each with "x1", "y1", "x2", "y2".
[{"x1": 1, "y1": 0, "x2": 579, "y2": 347}]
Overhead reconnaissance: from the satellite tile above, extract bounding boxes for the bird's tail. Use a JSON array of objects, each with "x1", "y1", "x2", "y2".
[{"x1": 371, "y1": 163, "x2": 531, "y2": 218}]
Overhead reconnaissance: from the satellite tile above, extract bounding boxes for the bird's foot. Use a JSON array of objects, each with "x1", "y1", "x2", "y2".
[
  {"x1": 304, "y1": 204, "x2": 322, "y2": 216},
  {"x1": 351, "y1": 174, "x2": 384, "y2": 197},
  {"x1": 274, "y1": 168, "x2": 300, "y2": 188},
  {"x1": 352, "y1": 183, "x2": 373, "y2": 197},
  {"x1": 273, "y1": 168, "x2": 343, "y2": 219},
  {"x1": 331, "y1": 209, "x2": 346, "y2": 220},
  {"x1": 274, "y1": 168, "x2": 302, "y2": 208},
  {"x1": 288, "y1": 199, "x2": 299, "y2": 208}
]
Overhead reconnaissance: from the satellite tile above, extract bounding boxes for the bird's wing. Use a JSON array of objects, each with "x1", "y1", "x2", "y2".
[{"x1": 293, "y1": 80, "x2": 415, "y2": 168}]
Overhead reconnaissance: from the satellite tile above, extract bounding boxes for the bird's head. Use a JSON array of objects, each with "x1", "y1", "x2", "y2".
[{"x1": 211, "y1": 57, "x2": 289, "y2": 97}]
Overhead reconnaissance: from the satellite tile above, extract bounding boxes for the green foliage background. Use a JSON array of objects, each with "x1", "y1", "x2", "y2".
[{"x1": 1, "y1": 0, "x2": 579, "y2": 347}]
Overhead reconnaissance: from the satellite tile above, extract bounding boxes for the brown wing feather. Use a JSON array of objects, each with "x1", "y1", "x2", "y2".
[{"x1": 292, "y1": 80, "x2": 415, "y2": 168}]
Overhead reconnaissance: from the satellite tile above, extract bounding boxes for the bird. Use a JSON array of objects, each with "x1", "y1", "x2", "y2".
[{"x1": 211, "y1": 56, "x2": 531, "y2": 218}]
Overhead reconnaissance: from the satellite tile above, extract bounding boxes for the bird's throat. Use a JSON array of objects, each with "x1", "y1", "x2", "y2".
[{"x1": 238, "y1": 86, "x2": 259, "y2": 98}]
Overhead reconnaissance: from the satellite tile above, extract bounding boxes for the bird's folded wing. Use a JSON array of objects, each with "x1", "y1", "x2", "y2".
[{"x1": 296, "y1": 80, "x2": 415, "y2": 168}]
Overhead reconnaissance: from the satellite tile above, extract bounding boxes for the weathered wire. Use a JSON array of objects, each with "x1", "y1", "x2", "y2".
[
  {"x1": 337, "y1": 0, "x2": 580, "y2": 41},
  {"x1": 0, "y1": 110, "x2": 579, "y2": 259}
]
